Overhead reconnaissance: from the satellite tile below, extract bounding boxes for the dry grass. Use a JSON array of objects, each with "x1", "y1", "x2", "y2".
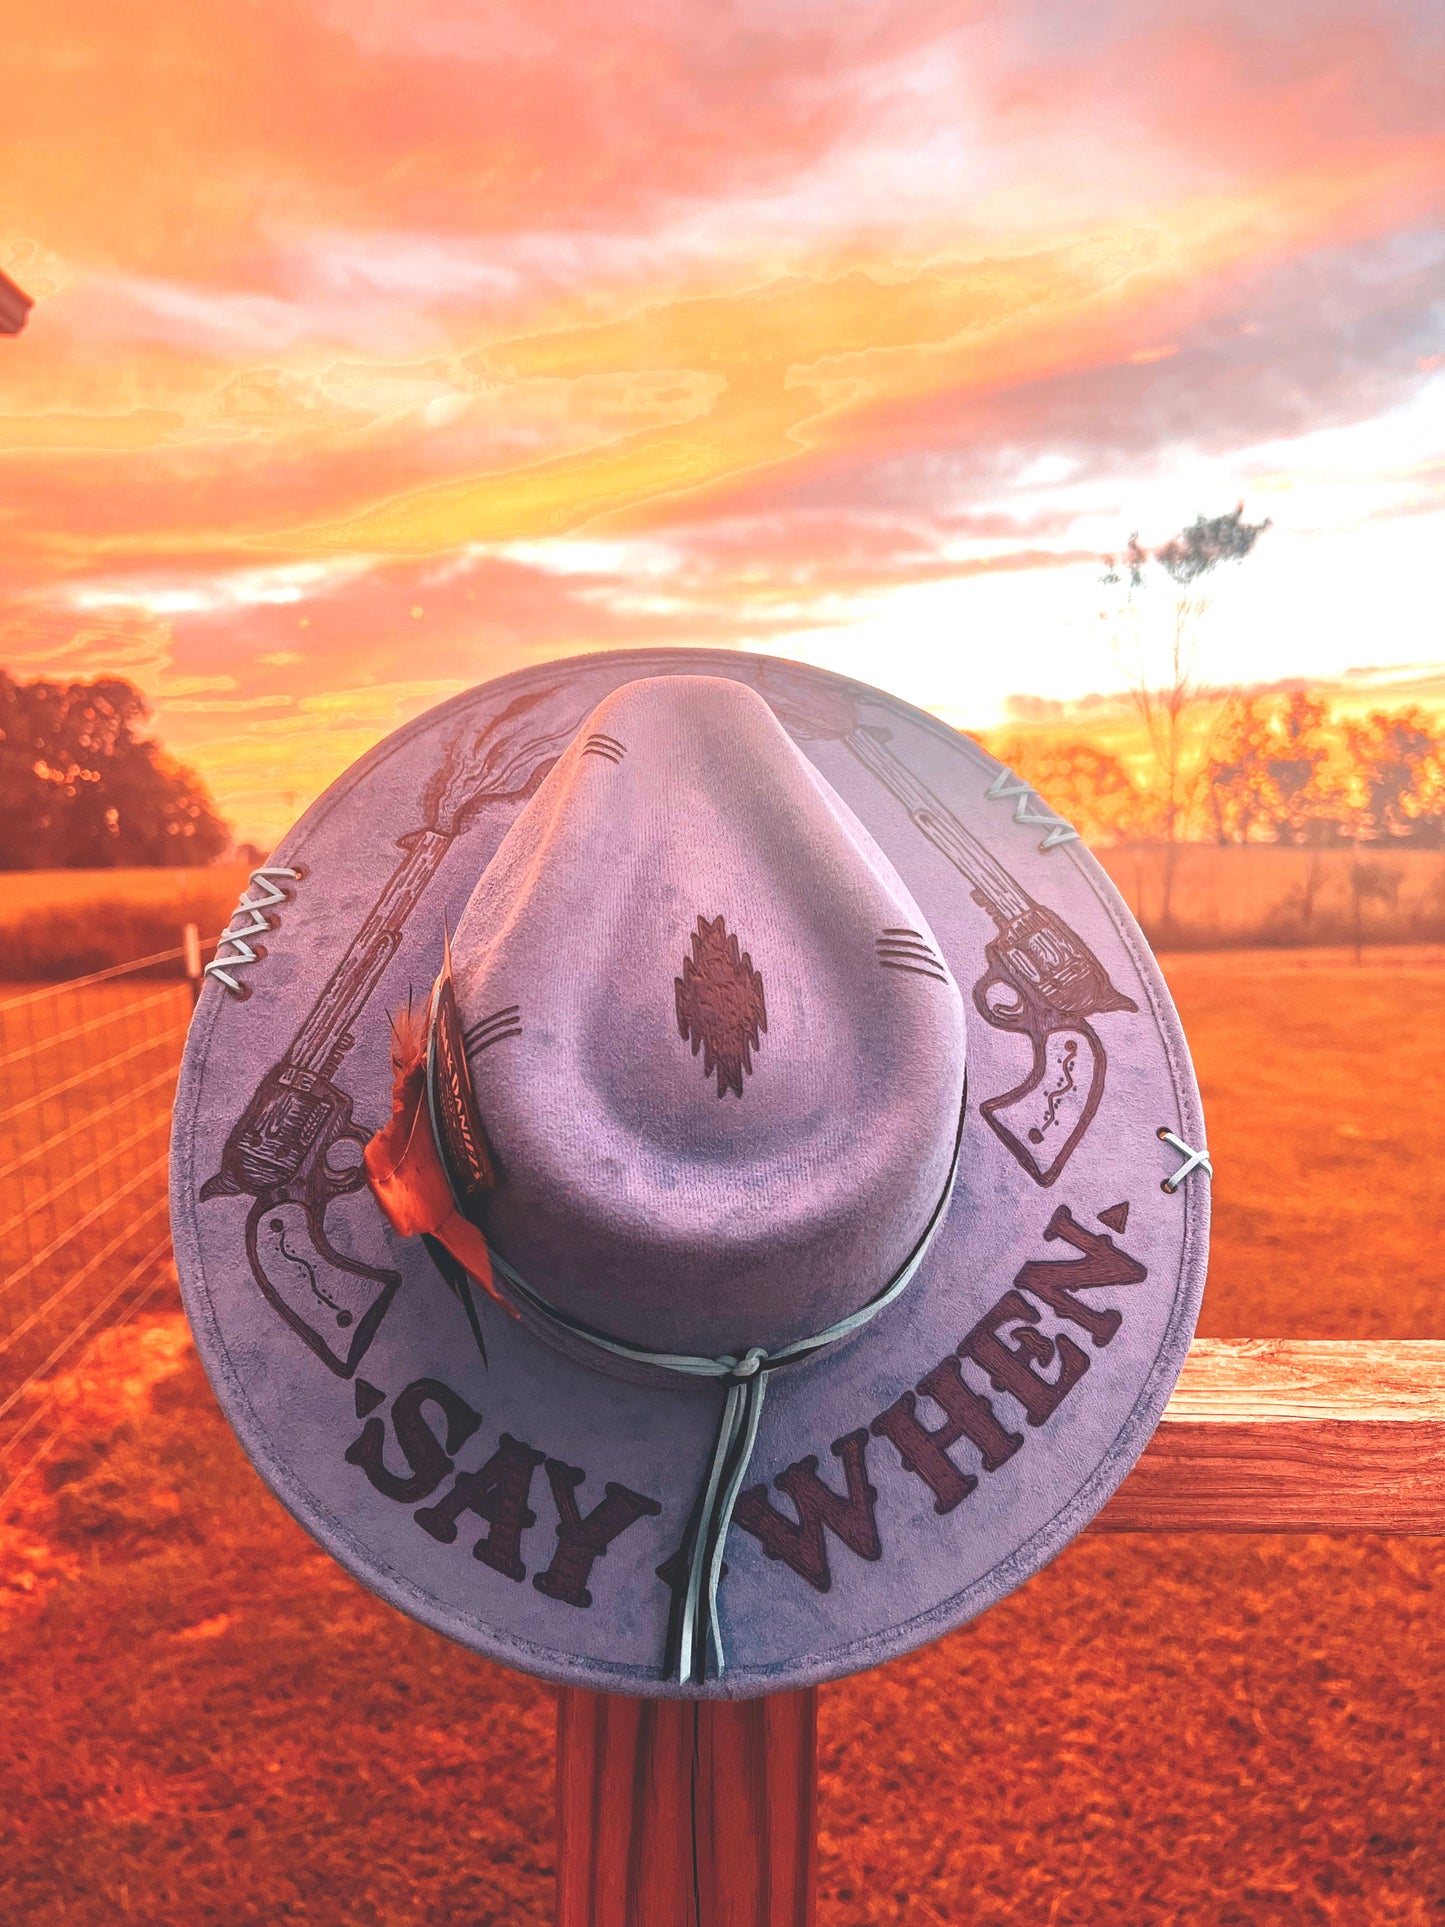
[
  {"x1": 0, "y1": 866, "x2": 250, "y2": 979},
  {"x1": 1172, "y1": 946, "x2": 1445, "y2": 1339},
  {"x1": 0, "y1": 950, "x2": 1441, "y2": 1925},
  {"x1": 0, "y1": 868, "x2": 253, "y2": 917}
]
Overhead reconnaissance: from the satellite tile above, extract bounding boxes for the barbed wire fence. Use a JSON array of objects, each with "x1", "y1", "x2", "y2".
[{"x1": 0, "y1": 931, "x2": 207, "y2": 1517}]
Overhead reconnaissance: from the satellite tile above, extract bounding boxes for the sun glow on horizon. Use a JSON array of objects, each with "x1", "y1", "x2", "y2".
[{"x1": 1, "y1": 0, "x2": 1440, "y2": 843}]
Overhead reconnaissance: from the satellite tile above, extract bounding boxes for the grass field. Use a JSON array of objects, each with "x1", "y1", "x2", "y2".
[
  {"x1": 0, "y1": 949, "x2": 1441, "y2": 1925},
  {"x1": 0, "y1": 867, "x2": 251, "y2": 980},
  {"x1": 0, "y1": 868, "x2": 254, "y2": 917}
]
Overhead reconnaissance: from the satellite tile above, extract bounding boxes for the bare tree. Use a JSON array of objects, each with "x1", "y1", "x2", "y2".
[{"x1": 1101, "y1": 505, "x2": 1271, "y2": 933}]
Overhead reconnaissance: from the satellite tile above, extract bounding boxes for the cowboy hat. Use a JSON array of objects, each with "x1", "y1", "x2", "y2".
[{"x1": 171, "y1": 649, "x2": 1209, "y2": 1698}]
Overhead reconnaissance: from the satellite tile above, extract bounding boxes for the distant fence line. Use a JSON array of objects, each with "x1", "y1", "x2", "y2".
[
  {"x1": 1095, "y1": 844, "x2": 1445, "y2": 951},
  {"x1": 0, "y1": 938, "x2": 206, "y2": 1514},
  {"x1": 5, "y1": 847, "x2": 1445, "y2": 983}
]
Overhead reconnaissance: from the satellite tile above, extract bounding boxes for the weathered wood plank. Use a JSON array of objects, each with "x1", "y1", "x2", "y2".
[
  {"x1": 1161, "y1": 1339, "x2": 1445, "y2": 1422},
  {"x1": 1092, "y1": 1340, "x2": 1445, "y2": 1534}
]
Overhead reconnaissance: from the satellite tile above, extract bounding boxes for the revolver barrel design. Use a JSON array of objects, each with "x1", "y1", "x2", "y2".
[
  {"x1": 757, "y1": 665, "x2": 1136, "y2": 1187},
  {"x1": 201, "y1": 686, "x2": 581, "y2": 1375}
]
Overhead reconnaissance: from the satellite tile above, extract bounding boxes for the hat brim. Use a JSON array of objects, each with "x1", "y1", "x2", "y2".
[{"x1": 172, "y1": 647, "x2": 1208, "y2": 1699}]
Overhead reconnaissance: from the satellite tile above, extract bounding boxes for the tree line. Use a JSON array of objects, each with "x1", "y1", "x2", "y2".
[
  {"x1": 0, "y1": 671, "x2": 230, "y2": 869},
  {"x1": 987, "y1": 692, "x2": 1445, "y2": 850},
  {"x1": 989, "y1": 506, "x2": 1443, "y2": 852},
  {"x1": 5, "y1": 536, "x2": 1440, "y2": 875}
]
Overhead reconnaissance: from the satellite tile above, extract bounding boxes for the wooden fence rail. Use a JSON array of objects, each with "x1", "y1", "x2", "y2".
[
  {"x1": 558, "y1": 1339, "x2": 1445, "y2": 1926},
  {"x1": 1094, "y1": 1338, "x2": 1445, "y2": 1535}
]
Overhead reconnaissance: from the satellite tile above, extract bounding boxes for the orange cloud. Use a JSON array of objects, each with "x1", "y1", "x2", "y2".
[{"x1": 1, "y1": 1, "x2": 1440, "y2": 842}]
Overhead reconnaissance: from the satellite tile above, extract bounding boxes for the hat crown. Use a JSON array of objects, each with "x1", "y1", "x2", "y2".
[{"x1": 451, "y1": 675, "x2": 966, "y2": 1357}]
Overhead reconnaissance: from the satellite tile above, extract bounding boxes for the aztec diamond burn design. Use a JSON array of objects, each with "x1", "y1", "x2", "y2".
[
  {"x1": 675, "y1": 914, "x2": 768, "y2": 1098},
  {"x1": 200, "y1": 685, "x2": 583, "y2": 1378},
  {"x1": 756, "y1": 661, "x2": 1138, "y2": 1187}
]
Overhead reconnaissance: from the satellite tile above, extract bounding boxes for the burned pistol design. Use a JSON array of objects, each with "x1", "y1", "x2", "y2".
[
  {"x1": 759, "y1": 666, "x2": 1136, "y2": 1186},
  {"x1": 200, "y1": 686, "x2": 579, "y2": 1374}
]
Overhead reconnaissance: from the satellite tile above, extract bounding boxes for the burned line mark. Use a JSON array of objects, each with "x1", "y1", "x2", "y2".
[
  {"x1": 347, "y1": 1376, "x2": 661, "y2": 1608},
  {"x1": 872, "y1": 1355, "x2": 1023, "y2": 1514},
  {"x1": 751, "y1": 1203, "x2": 1151, "y2": 1594},
  {"x1": 345, "y1": 1378, "x2": 482, "y2": 1504},
  {"x1": 1013, "y1": 1205, "x2": 1148, "y2": 1349},
  {"x1": 414, "y1": 1434, "x2": 546, "y2": 1580},
  {"x1": 877, "y1": 928, "x2": 949, "y2": 984},
  {"x1": 961, "y1": 1290, "x2": 1090, "y2": 1428},
  {"x1": 463, "y1": 1004, "x2": 523, "y2": 1055},
  {"x1": 533, "y1": 1463, "x2": 663, "y2": 1608}
]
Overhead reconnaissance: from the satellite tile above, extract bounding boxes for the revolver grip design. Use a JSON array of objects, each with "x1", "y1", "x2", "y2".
[
  {"x1": 201, "y1": 1063, "x2": 401, "y2": 1376},
  {"x1": 971, "y1": 903, "x2": 1137, "y2": 1186}
]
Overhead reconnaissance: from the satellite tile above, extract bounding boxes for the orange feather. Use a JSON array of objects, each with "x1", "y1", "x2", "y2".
[{"x1": 363, "y1": 996, "x2": 512, "y2": 1313}]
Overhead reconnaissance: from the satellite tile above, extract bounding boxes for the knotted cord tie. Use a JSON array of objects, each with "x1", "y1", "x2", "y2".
[{"x1": 479, "y1": 1094, "x2": 966, "y2": 1686}]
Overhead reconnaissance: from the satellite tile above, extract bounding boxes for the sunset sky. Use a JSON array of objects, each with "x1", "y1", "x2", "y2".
[{"x1": 2, "y1": 0, "x2": 1441, "y2": 844}]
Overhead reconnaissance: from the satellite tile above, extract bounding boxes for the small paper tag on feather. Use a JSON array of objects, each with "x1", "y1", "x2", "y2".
[{"x1": 429, "y1": 952, "x2": 497, "y2": 1214}]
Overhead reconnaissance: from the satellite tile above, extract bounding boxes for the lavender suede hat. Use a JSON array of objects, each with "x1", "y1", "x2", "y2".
[{"x1": 170, "y1": 649, "x2": 1210, "y2": 1698}]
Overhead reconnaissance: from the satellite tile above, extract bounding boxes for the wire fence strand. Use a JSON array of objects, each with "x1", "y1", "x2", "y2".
[
  {"x1": 1, "y1": 941, "x2": 197, "y2": 1494},
  {"x1": 0, "y1": 1260, "x2": 177, "y2": 1520},
  {"x1": 0, "y1": 1109, "x2": 167, "y2": 1245},
  {"x1": 0, "y1": 1062, "x2": 180, "y2": 1187},
  {"x1": 0, "y1": 1222, "x2": 173, "y2": 1420},
  {"x1": 0, "y1": 1026, "x2": 179, "y2": 1129},
  {"x1": 0, "y1": 946, "x2": 186, "y2": 1012},
  {"x1": 0, "y1": 1183, "x2": 170, "y2": 1358},
  {"x1": 0, "y1": 984, "x2": 183, "y2": 1074}
]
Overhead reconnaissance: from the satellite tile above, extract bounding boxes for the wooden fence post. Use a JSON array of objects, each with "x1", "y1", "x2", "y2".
[
  {"x1": 182, "y1": 922, "x2": 203, "y2": 1006},
  {"x1": 553, "y1": 1343, "x2": 1445, "y2": 1920},
  {"x1": 556, "y1": 1685, "x2": 818, "y2": 1926}
]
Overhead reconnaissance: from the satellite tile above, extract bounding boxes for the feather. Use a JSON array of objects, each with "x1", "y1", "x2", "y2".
[
  {"x1": 388, "y1": 992, "x2": 429, "y2": 1082},
  {"x1": 421, "y1": 1234, "x2": 489, "y2": 1368},
  {"x1": 364, "y1": 984, "x2": 518, "y2": 1349}
]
